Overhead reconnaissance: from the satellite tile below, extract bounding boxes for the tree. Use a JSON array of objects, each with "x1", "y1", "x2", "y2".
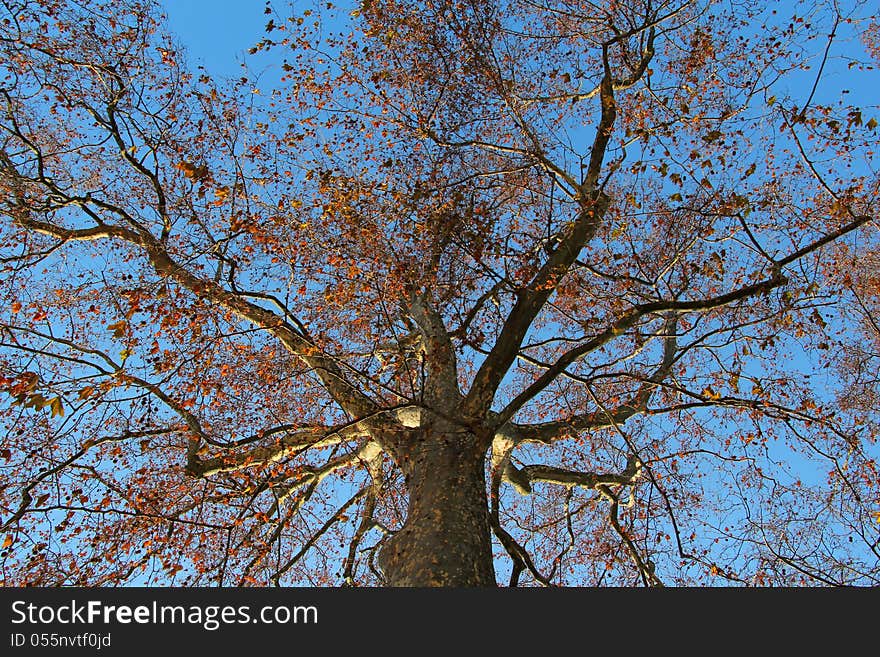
[{"x1": 1, "y1": 0, "x2": 878, "y2": 587}]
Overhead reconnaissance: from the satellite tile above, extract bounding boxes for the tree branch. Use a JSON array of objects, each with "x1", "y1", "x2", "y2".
[{"x1": 493, "y1": 272, "x2": 786, "y2": 427}]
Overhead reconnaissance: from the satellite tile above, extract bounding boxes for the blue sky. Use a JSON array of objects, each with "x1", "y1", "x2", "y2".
[{"x1": 162, "y1": 1, "x2": 270, "y2": 76}]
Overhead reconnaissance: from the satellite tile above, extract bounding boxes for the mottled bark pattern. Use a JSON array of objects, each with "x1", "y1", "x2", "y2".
[{"x1": 378, "y1": 427, "x2": 494, "y2": 587}]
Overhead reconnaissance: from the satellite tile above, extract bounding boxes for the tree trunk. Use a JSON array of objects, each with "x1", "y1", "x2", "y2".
[{"x1": 378, "y1": 427, "x2": 495, "y2": 587}]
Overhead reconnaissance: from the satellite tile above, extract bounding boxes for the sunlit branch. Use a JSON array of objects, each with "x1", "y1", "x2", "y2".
[
  {"x1": 510, "y1": 454, "x2": 644, "y2": 495},
  {"x1": 407, "y1": 292, "x2": 460, "y2": 407}
]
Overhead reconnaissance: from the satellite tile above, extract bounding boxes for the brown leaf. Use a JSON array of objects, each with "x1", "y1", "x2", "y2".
[
  {"x1": 49, "y1": 396, "x2": 65, "y2": 418},
  {"x1": 107, "y1": 320, "x2": 128, "y2": 339}
]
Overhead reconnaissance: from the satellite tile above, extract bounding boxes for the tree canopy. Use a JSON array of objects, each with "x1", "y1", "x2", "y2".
[{"x1": 1, "y1": 0, "x2": 878, "y2": 586}]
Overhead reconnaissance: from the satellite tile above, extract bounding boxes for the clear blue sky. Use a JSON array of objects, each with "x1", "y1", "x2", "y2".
[{"x1": 161, "y1": 1, "x2": 270, "y2": 77}]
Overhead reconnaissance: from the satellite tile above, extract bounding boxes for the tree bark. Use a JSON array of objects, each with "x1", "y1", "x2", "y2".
[{"x1": 378, "y1": 426, "x2": 495, "y2": 587}]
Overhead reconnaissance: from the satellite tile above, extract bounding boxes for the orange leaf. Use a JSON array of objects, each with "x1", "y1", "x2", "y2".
[
  {"x1": 2, "y1": 535, "x2": 12, "y2": 549},
  {"x1": 702, "y1": 386, "x2": 722, "y2": 400},
  {"x1": 107, "y1": 321, "x2": 128, "y2": 339},
  {"x1": 176, "y1": 161, "x2": 210, "y2": 181}
]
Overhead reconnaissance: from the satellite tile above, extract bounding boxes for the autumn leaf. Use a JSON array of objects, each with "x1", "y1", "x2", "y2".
[
  {"x1": 213, "y1": 185, "x2": 231, "y2": 206},
  {"x1": 2, "y1": 535, "x2": 13, "y2": 550},
  {"x1": 176, "y1": 160, "x2": 210, "y2": 181},
  {"x1": 107, "y1": 320, "x2": 128, "y2": 338},
  {"x1": 49, "y1": 396, "x2": 65, "y2": 418},
  {"x1": 156, "y1": 47, "x2": 175, "y2": 65},
  {"x1": 702, "y1": 386, "x2": 722, "y2": 400},
  {"x1": 24, "y1": 393, "x2": 48, "y2": 411}
]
